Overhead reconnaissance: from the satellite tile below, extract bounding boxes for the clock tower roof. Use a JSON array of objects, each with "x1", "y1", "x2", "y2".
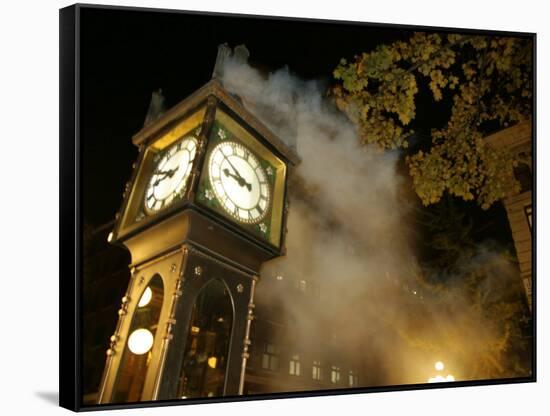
[{"x1": 132, "y1": 78, "x2": 300, "y2": 166}]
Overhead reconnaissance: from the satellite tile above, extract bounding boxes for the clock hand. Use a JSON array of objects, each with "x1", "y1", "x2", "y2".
[
  {"x1": 152, "y1": 168, "x2": 178, "y2": 187},
  {"x1": 223, "y1": 155, "x2": 247, "y2": 181},
  {"x1": 154, "y1": 167, "x2": 178, "y2": 177},
  {"x1": 223, "y1": 168, "x2": 252, "y2": 191},
  {"x1": 222, "y1": 156, "x2": 253, "y2": 190}
]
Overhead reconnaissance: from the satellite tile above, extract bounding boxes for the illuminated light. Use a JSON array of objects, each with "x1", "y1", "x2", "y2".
[
  {"x1": 428, "y1": 375, "x2": 446, "y2": 383},
  {"x1": 276, "y1": 275, "x2": 284, "y2": 281},
  {"x1": 428, "y1": 374, "x2": 455, "y2": 383},
  {"x1": 208, "y1": 356, "x2": 218, "y2": 369},
  {"x1": 138, "y1": 287, "x2": 153, "y2": 307},
  {"x1": 191, "y1": 326, "x2": 200, "y2": 334},
  {"x1": 217, "y1": 317, "x2": 224, "y2": 322},
  {"x1": 107, "y1": 232, "x2": 113, "y2": 242},
  {"x1": 128, "y1": 328, "x2": 154, "y2": 355},
  {"x1": 181, "y1": 396, "x2": 187, "y2": 399},
  {"x1": 412, "y1": 290, "x2": 417, "y2": 295},
  {"x1": 435, "y1": 361, "x2": 445, "y2": 371}
]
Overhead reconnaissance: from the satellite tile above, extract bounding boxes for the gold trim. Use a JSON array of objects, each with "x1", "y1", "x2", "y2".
[
  {"x1": 150, "y1": 108, "x2": 206, "y2": 151},
  {"x1": 97, "y1": 269, "x2": 138, "y2": 404},
  {"x1": 151, "y1": 246, "x2": 189, "y2": 399},
  {"x1": 131, "y1": 246, "x2": 186, "y2": 271},
  {"x1": 238, "y1": 276, "x2": 258, "y2": 395}
]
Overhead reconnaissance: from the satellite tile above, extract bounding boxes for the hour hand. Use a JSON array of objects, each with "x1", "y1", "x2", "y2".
[
  {"x1": 154, "y1": 167, "x2": 177, "y2": 177},
  {"x1": 223, "y1": 168, "x2": 252, "y2": 191},
  {"x1": 153, "y1": 168, "x2": 177, "y2": 186}
]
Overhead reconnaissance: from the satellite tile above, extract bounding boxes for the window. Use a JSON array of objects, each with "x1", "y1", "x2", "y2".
[
  {"x1": 112, "y1": 275, "x2": 164, "y2": 403},
  {"x1": 312, "y1": 360, "x2": 322, "y2": 381},
  {"x1": 262, "y1": 343, "x2": 280, "y2": 371},
  {"x1": 514, "y1": 162, "x2": 532, "y2": 193},
  {"x1": 330, "y1": 366, "x2": 341, "y2": 384},
  {"x1": 525, "y1": 205, "x2": 532, "y2": 231},
  {"x1": 177, "y1": 279, "x2": 234, "y2": 399},
  {"x1": 289, "y1": 353, "x2": 301, "y2": 376},
  {"x1": 348, "y1": 370, "x2": 358, "y2": 387}
]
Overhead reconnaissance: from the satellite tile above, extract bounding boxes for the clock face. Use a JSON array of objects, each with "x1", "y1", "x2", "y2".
[
  {"x1": 144, "y1": 136, "x2": 198, "y2": 213},
  {"x1": 208, "y1": 141, "x2": 271, "y2": 224}
]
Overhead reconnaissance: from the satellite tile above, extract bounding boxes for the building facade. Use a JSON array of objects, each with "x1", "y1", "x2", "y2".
[{"x1": 485, "y1": 121, "x2": 533, "y2": 310}]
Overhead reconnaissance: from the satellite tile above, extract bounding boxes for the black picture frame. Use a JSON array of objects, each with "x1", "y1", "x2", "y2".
[{"x1": 60, "y1": 3, "x2": 536, "y2": 412}]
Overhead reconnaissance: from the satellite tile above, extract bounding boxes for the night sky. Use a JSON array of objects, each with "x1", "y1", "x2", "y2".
[
  {"x1": 80, "y1": 5, "x2": 513, "y2": 248},
  {"x1": 80, "y1": 7, "x2": 413, "y2": 225}
]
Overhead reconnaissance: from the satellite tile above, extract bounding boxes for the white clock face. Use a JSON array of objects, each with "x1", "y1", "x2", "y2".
[
  {"x1": 208, "y1": 141, "x2": 271, "y2": 224},
  {"x1": 144, "y1": 136, "x2": 197, "y2": 213}
]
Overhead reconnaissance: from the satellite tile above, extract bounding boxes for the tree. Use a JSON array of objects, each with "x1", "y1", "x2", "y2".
[{"x1": 332, "y1": 33, "x2": 532, "y2": 209}]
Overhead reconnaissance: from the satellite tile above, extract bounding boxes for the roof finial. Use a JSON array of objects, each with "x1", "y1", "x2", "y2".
[
  {"x1": 144, "y1": 88, "x2": 165, "y2": 127},
  {"x1": 212, "y1": 43, "x2": 232, "y2": 80},
  {"x1": 212, "y1": 44, "x2": 250, "y2": 80}
]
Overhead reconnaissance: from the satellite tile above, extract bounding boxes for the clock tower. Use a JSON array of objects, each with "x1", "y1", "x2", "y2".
[{"x1": 97, "y1": 48, "x2": 299, "y2": 404}]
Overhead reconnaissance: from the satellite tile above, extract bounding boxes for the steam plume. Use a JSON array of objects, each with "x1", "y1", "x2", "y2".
[{"x1": 219, "y1": 50, "x2": 530, "y2": 388}]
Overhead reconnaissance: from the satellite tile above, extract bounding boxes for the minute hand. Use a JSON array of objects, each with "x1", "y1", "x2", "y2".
[
  {"x1": 224, "y1": 155, "x2": 245, "y2": 180},
  {"x1": 223, "y1": 155, "x2": 252, "y2": 189},
  {"x1": 223, "y1": 169, "x2": 252, "y2": 191}
]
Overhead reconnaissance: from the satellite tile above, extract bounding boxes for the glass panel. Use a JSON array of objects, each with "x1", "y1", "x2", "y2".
[
  {"x1": 331, "y1": 366, "x2": 341, "y2": 384},
  {"x1": 348, "y1": 370, "x2": 358, "y2": 387},
  {"x1": 112, "y1": 275, "x2": 164, "y2": 403},
  {"x1": 312, "y1": 360, "x2": 322, "y2": 380},
  {"x1": 177, "y1": 279, "x2": 233, "y2": 399},
  {"x1": 289, "y1": 354, "x2": 301, "y2": 376}
]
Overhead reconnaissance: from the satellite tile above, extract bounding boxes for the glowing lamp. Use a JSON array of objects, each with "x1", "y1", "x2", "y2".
[
  {"x1": 428, "y1": 375, "x2": 446, "y2": 383},
  {"x1": 128, "y1": 328, "x2": 154, "y2": 355},
  {"x1": 208, "y1": 356, "x2": 218, "y2": 369},
  {"x1": 138, "y1": 287, "x2": 153, "y2": 307},
  {"x1": 435, "y1": 361, "x2": 444, "y2": 371}
]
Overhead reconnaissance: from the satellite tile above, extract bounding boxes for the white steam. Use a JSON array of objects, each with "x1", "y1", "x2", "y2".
[{"x1": 219, "y1": 52, "x2": 530, "y2": 389}]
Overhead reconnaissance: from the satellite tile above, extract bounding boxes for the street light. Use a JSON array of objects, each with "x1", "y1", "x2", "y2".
[{"x1": 427, "y1": 361, "x2": 455, "y2": 383}]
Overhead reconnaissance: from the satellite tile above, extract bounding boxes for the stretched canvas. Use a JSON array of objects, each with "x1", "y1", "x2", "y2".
[{"x1": 59, "y1": 4, "x2": 535, "y2": 411}]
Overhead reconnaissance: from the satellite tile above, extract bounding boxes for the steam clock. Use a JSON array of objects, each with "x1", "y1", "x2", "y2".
[{"x1": 97, "y1": 61, "x2": 299, "y2": 403}]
